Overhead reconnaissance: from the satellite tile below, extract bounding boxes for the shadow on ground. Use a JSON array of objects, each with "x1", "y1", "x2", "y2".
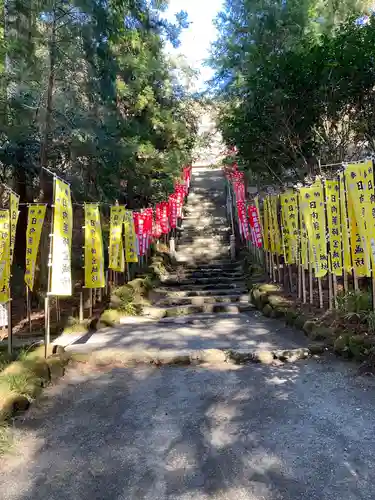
[{"x1": 1, "y1": 355, "x2": 375, "y2": 499}]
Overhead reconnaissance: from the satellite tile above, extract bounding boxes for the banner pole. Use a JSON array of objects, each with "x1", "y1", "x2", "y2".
[
  {"x1": 318, "y1": 277, "x2": 324, "y2": 309},
  {"x1": 333, "y1": 274, "x2": 338, "y2": 308},
  {"x1": 7, "y1": 300, "x2": 12, "y2": 355},
  {"x1": 26, "y1": 285, "x2": 32, "y2": 333},
  {"x1": 308, "y1": 241, "x2": 313, "y2": 305},
  {"x1": 302, "y1": 265, "x2": 307, "y2": 303},
  {"x1": 79, "y1": 290, "x2": 84, "y2": 321},
  {"x1": 89, "y1": 289, "x2": 93, "y2": 317},
  {"x1": 328, "y1": 272, "x2": 333, "y2": 310},
  {"x1": 45, "y1": 178, "x2": 55, "y2": 358}
]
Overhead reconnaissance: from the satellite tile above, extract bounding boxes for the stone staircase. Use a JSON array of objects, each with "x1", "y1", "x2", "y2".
[{"x1": 150, "y1": 167, "x2": 252, "y2": 318}]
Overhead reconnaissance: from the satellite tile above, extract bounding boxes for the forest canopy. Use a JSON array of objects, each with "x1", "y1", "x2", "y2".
[
  {"x1": 0, "y1": 0, "x2": 198, "y2": 207},
  {"x1": 210, "y1": 0, "x2": 375, "y2": 183}
]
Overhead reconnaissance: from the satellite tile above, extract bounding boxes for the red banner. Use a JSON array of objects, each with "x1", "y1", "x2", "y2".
[
  {"x1": 248, "y1": 205, "x2": 263, "y2": 248},
  {"x1": 237, "y1": 200, "x2": 250, "y2": 240},
  {"x1": 169, "y1": 195, "x2": 178, "y2": 229},
  {"x1": 156, "y1": 202, "x2": 169, "y2": 234}
]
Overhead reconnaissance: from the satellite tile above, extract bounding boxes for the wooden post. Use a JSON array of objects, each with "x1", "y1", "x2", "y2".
[
  {"x1": 79, "y1": 290, "x2": 84, "y2": 322},
  {"x1": 302, "y1": 266, "x2": 307, "y2": 304},
  {"x1": 332, "y1": 274, "x2": 338, "y2": 308},
  {"x1": 7, "y1": 300, "x2": 12, "y2": 356},
  {"x1": 353, "y1": 268, "x2": 359, "y2": 292},
  {"x1": 328, "y1": 273, "x2": 333, "y2": 310},
  {"x1": 89, "y1": 289, "x2": 93, "y2": 317},
  {"x1": 276, "y1": 254, "x2": 281, "y2": 283},
  {"x1": 298, "y1": 264, "x2": 302, "y2": 299},
  {"x1": 318, "y1": 278, "x2": 324, "y2": 309},
  {"x1": 309, "y1": 260, "x2": 313, "y2": 305},
  {"x1": 26, "y1": 285, "x2": 32, "y2": 333}
]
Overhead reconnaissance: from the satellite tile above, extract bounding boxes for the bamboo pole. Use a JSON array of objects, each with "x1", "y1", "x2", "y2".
[
  {"x1": 333, "y1": 274, "x2": 338, "y2": 308},
  {"x1": 26, "y1": 285, "x2": 32, "y2": 333},
  {"x1": 328, "y1": 272, "x2": 333, "y2": 310},
  {"x1": 318, "y1": 278, "x2": 323, "y2": 309},
  {"x1": 302, "y1": 266, "x2": 307, "y2": 304}
]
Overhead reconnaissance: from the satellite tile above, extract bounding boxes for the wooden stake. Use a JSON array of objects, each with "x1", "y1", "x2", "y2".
[
  {"x1": 79, "y1": 291, "x2": 84, "y2": 322},
  {"x1": 298, "y1": 264, "x2": 302, "y2": 299},
  {"x1": 343, "y1": 269, "x2": 349, "y2": 293},
  {"x1": 318, "y1": 278, "x2": 323, "y2": 309},
  {"x1": 26, "y1": 285, "x2": 32, "y2": 333},
  {"x1": 333, "y1": 274, "x2": 338, "y2": 308},
  {"x1": 353, "y1": 268, "x2": 359, "y2": 292},
  {"x1": 309, "y1": 260, "x2": 313, "y2": 305},
  {"x1": 302, "y1": 266, "x2": 307, "y2": 304},
  {"x1": 7, "y1": 300, "x2": 12, "y2": 356},
  {"x1": 328, "y1": 273, "x2": 333, "y2": 310}
]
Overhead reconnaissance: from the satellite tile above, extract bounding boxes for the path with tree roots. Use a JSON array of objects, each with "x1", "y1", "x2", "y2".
[{"x1": 1, "y1": 168, "x2": 375, "y2": 500}]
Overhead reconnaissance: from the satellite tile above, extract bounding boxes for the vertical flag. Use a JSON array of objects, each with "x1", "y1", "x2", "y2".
[
  {"x1": 109, "y1": 206, "x2": 125, "y2": 272},
  {"x1": 9, "y1": 193, "x2": 19, "y2": 266},
  {"x1": 25, "y1": 205, "x2": 47, "y2": 291},
  {"x1": 325, "y1": 180, "x2": 342, "y2": 276},
  {"x1": 124, "y1": 210, "x2": 138, "y2": 263},
  {"x1": 0, "y1": 210, "x2": 10, "y2": 303},
  {"x1": 299, "y1": 180, "x2": 328, "y2": 277},
  {"x1": 248, "y1": 205, "x2": 262, "y2": 248},
  {"x1": 345, "y1": 163, "x2": 372, "y2": 276},
  {"x1": 280, "y1": 192, "x2": 298, "y2": 264},
  {"x1": 84, "y1": 204, "x2": 105, "y2": 288},
  {"x1": 50, "y1": 178, "x2": 73, "y2": 296},
  {"x1": 269, "y1": 195, "x2": 282, "y2": 255},
  {"x1": 339, "y1": 173, "x2": 352, "y2": 273}
]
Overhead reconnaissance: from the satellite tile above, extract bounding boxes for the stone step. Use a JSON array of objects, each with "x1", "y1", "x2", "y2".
[
  {"x1": 162, "y1": 276, "x2": 245, "y2": 287},
  {"x1": 161, "y1": 282, "x2": 247, "y2": 292},
  {"x1": 142, "y1": 302, "x2": 254, "y2": 320},
  {"x1": 154, "y1": 288, "x2": 247, "y2": 298},
  {"x1": 178, "y1": 270, "x2": 244, "y2": 279},
  {"x1": 157, "y1": 294, "x2": 250, "y2": 307},
  {"x1": 183, "y1": 261, "x2": 242, "y2": 271}
]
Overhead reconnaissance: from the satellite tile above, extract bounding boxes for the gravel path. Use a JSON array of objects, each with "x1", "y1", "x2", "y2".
[{"x1": 1, "y1": 356, "x2": 375, "y2": 500}]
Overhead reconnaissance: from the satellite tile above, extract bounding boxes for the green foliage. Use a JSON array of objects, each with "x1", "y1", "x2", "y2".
[
  {"x1": 210, "y1": 0, "x2": 375, "y2": 182},
  {"x1": 336, "y1": 290, "x2": 372, "y2": 322},
  {"x1": 0, "y1": 0, "x2": 198, "y2": 207}
]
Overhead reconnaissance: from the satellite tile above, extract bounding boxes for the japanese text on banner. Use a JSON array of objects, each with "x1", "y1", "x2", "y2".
[
  {"x1": 345, "y1": 163, "x2": 372, "y2": 276},
  {"x1": 25, "y1": 205, "x2": 46, "y2": 291},
  {"x1": 299, "y1": 181, "x2": 328, "y2": 277},
  {"x1": 248, "y1": 205, "x2": 262, "y2": 248},
  {"x1": 280, "y1": 192, "x2": 298, "y2": 264},
  {"x1": 263, "y1": 198, "x2": 270, "y2": 251},
  {"x1": 84, "y1": 204, "x2": 105, "y2": 288},
  {"x1": 269, "y1": 196, "x2": 282, "y2": 255},
  {"x1": 10, "y1": 193, "x2": 19, "y2": 265},
  {"x1": 50, "y1": 179, "x2": 73, "y2": 296},
  {"x1": 325, "y1": 180, "x2": 342, "y2": 276},
  {"x1": 109, "y1": 206, "x2": 125, "y2": 272},
  {"x1": 124, "y1": 210, "x2": 138, "y2": 263},
  {"x1": 339, "y1": 173, "x2": 352, "y2": 273},
  {"x1": 0, "y1": 210, "x2": 10, "y2": 303}
]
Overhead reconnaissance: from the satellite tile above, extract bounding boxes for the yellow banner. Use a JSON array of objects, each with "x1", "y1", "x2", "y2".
[
  {"x1": 109, "y1": 206, "x2": 125, "y2": 271},
  {"x1": 280, "y1": 192, "x2": 298, "y2": 264},
  {"x1": 50, "y1": 178, "x2": 73, "y2": 296},
  {"x1": 299, "y1": 180, "x2": 328, "y2": 277},
  {"x1": 254, "y1": 196, "x2": 263, "y2": 241},
  {"x1": 25, "y1": 205, "x2": 47, "y2": 291},
  {"x1": 124, "y1": 210, "x2": 138, "y2": 263},
  {"x1": 339, "y1": 173, "x2": 352, "y2": 273},
  {"x1": 263, "y1": 198, "x2": 270, "y2": 251},
  {"x1": 325, "y1": 180, "x2": 342, "y2": 276},
  {"x1": 269, "y1": 195, "x2": 282, "y2": 255},
  {"x1": 0, "y1": 210, "x2": 10, "y2": 303},
  {"x1": 9, "y1": 193, "x2": 19, "y2": 266},
  {"x1": 84, "y1": 204, "x2": 105, "y2": 288},
  {"x1": 345, "y1": 163, "x2": 372, "y2": 277}
]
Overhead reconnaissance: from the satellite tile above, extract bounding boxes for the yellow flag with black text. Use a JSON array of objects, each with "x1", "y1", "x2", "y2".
[
  {"x1": 124, "y1": 210, "x2": 138, "y2": 263},
  {"x1": 339, "y1": 173, "x2": 352, "y2": 273},
  {"x1": 25, "y1": 205, "x2": 46, "y2": 291},
  {"x1": 345, "y1": 163, "x2": 372, "y2": 277},
  {"x1": 325, "y1": 180, "x2": 342, "y2": 276},
  {"x1": 109, "y1": 206, "x2": 125, "y2": 271},
  {"x1": 50, "y1": 178, "x2": 73, "y2": 296},
  {"x1": 0, "y1": 210, "x2": 10, "y2": 303},
  {"x1": 9, "y1": 193, "x2": 19, "y2": 266},
  {"x1": 280, "y1": 192, "x2": 298, "y2": 264},
  {"x1": 84, "y1": 204, "x2": 105, "y2": 288},
  {"x1": 299, "y1": 180, "x2": 328, "y2": 277}
]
